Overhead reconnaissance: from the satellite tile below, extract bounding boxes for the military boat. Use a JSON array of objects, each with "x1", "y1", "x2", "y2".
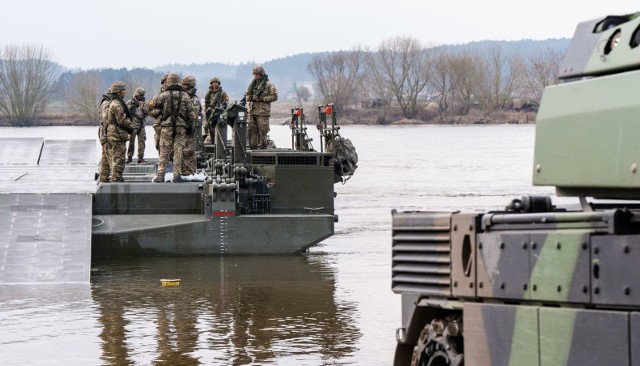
[
  {"x1": 390, "y1": 12, "x2": 640, "y2": 366},
  {"x1": 0, "y1": 103, "x2": 357, "y2": 283}
]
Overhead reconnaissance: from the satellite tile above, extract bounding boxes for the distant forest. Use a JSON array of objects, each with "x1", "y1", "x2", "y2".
[{"x1": 54, "y1": 38, "x2": 569, "y2": 102}]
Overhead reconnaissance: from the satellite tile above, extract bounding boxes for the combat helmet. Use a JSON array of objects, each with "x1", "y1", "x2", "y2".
[
  {"x1": 182, "y1": 75, "x2": 196, "y2": 88},
  {"x1": 134, "y1": 87, "x2": 146, "y2": 96},
  {"x1": 252, "y1": 65, "x2": 265, "y2": 75},
  {"x1": 110, "y1": 81, "x2": 126, "y2": 94},
  {"x1": 165, "y1": 72, "x2": 181, "y2": 85},
  {"x1": 160, "y1": 73, "x2": 169, "y2": 85},
  {"x1": 210, "y1": 77, "x2": 221, "y2": 85}
]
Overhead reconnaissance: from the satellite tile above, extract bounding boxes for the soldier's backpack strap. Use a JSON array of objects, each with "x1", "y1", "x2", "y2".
[{"x1": 169, "y1": 91, "x2": 183, "y2": 138}]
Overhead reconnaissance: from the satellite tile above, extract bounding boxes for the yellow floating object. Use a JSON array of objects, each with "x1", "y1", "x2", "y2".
[{"x1": 160, "y1": 278, "x2": 181, "y2": 287}]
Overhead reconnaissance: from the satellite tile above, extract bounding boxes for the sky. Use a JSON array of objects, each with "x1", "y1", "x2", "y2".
[{"x1": 0, "y1": 0, "x2": 637, "y2": 70}]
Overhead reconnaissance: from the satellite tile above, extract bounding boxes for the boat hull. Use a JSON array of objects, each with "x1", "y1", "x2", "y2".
[{"x1": 92, "y1": 213, "x2": 334, "y2": 257}]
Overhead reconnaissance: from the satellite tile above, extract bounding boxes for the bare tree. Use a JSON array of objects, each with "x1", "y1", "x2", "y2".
[
  {"x1": 65, "y1": 71, "x2": 103, "y2": 123},
  {"x1": 362, "y1": 47, "x2": 394, "y2": 110},
  {"x1": 0, "y1": 44, "x2": 58, "y2": 126},
  {"x1": 431, "y1": 50, "x2": 458, "y2": 121},
  {"x1": 474, "y1": 45, "x2": 525, "y2": 115},
  {"x1": 293, "y1": 82, "x2": 311, "y2": 105},
  {"x1": 450, "y1": 50, "x2": 482, "y2": 115},
  {"x1": 308, "y1": 49, "x2": 365, "y2": 114},
  {"x1": 430, "y1": 49, "x2": 481, "y2": 122},
  {"x1": 522, "y1": 47, "x2": 563, "y2": 103},
  {"x1": 369, "y1": 36, "x2": 435, "y2": 119}
]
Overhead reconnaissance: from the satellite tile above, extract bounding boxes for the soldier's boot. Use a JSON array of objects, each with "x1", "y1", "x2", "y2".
[
  {"x1": 112, "y1": 176, "x2": 124, "y2": 183},
  {"x1": 172, "y1": 175, "x2": 184, "y2": 183},
  {"x1": 126, "y1": 156, "x2": 132, "y2": 164},
  {"x1": 98, "y1": 172, "x2": 110, "y2": 183},
  {"x1": 138, "y1": 157, "x2": 147, "y2": 164},
  {"x1": 152, "y1": 174, "x2": 165, "y2": 183}
]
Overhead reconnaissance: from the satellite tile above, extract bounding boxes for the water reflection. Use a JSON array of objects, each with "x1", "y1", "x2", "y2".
[
  {"x1": 0, "y1": 284, "x2": 101, "y2": 365},
  {"x1": 91, "y1": 255, "x2": 360, "y2": 365}
]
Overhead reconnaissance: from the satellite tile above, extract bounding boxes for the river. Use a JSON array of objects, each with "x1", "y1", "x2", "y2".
[{"x1": 0, "y1": 124, "x2": 561, "y2": 365}]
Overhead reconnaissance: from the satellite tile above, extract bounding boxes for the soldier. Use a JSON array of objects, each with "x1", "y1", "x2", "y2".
[
  {"x1": 203, "y1": 77, "x2": 229, "y2": 143},
  {"x1": 181, "y1": 75, "x2": 202, "y2": 176},
  {"x1": 148, "y1": 72, "x2": 196, "y2": 183},
  {"x1": 126, "y1": 87, "x2": 149, "y2": 164},
  {"x1": 106, "y1": 81, "x2": 134, "y2": 182},
  {"x1": 98, "y1": 87, "x2": 113, "y2": 182},
  {"x1": 246, "y1": 65, "x2": 278, "y2": 149},
  {"x1": 149, "y1": 73, "x2": 169, "y2": 152}
]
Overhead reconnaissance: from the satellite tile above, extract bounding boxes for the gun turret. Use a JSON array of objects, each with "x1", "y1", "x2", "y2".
[{"x1": 533, "y1": 12, "x2": 640, "y2": 199}]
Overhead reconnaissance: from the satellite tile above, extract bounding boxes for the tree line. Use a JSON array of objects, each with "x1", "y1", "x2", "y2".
[
  {"x1": 308, "y1": 36, "x2": 564, "y2": 123},
  {"x1": 0, "y1": 40, "x2": 564, "y2": 126}
]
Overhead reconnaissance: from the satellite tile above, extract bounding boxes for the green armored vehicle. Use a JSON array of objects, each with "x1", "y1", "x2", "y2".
[{"x1": 391, "y1": 13, "x2": 640, "y2": 366}]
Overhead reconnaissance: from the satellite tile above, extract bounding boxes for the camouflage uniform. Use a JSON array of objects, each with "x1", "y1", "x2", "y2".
[
  {"x1": 147, "y1": 73, "x2": 196, "y2": 183},
  {"x1": 203, "y1": 77, "x2": 229, "y2": 144},
  {"x1": 181, "y1": 76, "x2": 202, "y2": 176},
  {"x1": 246, "y1": 66, "x2": 278, "y2": 149},
  {"x1": 126, "y1": 87, "x2": 148, "y2": 163},
  {"x1": 106, "y1": 82, "x2": 134, "y2": 182},
  {"x1": 98, "y1": 91, "x2": 112, "y2": 182},
  {"x1": 149, "y1": 73, "x2": 169, "y2": 152}
]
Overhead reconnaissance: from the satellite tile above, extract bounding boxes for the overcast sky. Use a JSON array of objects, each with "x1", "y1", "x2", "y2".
[{"x1": 0, "y1": 1, "x2": 636, "y2": 70}]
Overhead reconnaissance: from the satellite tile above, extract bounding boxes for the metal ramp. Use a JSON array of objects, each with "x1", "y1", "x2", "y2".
[
  {"x1": 0, "y1": 138, "x2": 97, "y2": 283},
  {"x1": 0, "y1": 138, "x2": 43, "y2": 166},
  {"x1": 0, "y1": 194, "x2": 92, "y2": 283}
]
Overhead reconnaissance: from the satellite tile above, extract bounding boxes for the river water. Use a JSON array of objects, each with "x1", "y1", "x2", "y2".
[{"x1": 0, "y1": 124, "x2": 562, "y2": 365}]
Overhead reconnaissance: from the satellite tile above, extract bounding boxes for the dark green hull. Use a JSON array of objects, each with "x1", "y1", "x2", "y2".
[
  {"x1": 92, "y1": 149, "x2": 336, "y2": 257},
  {"x1": 92, "y1": 212, "x2": 334, "y2": 257}
]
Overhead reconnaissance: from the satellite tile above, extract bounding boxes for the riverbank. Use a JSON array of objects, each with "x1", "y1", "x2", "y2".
[{"x1": 0, "y1": 100, "x2": 536, "y2": 127}]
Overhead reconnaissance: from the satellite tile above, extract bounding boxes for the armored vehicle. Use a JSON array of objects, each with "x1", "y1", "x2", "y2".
[
  {"x1": 0, "y1": 103, "x2": 357, "y2": 283},
  {"x1": 391, "y1": 12, "x2": 640, "y2": 366}
]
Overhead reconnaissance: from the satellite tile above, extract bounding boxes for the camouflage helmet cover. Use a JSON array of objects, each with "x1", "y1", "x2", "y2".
[
  {"x1": 210, "y1": 77, "x2": 221, "y2": 85},
  {"x1": 110, "y1": 81, "x2": 126, "y2": 93},
  {"x1": 160, "y1": 73, "x2": 169, "y2": 84},
  {"x1": 134, "y1": 87, "x2": 146, "y2": 96},
  {"x1": 165, "y1": 72, "x2": 181, "y2": 85},
  {"x1": 182, "y1": 75, "x2": 196, "y2": 88},
  {"x1": 252, "y1": 65, "x2": 265, "y2": 75}
]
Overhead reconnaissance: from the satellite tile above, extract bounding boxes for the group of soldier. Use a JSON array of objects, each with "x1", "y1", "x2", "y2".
[{"x1": 97, "y1": 65, "x2": 278, "y2": 183}]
